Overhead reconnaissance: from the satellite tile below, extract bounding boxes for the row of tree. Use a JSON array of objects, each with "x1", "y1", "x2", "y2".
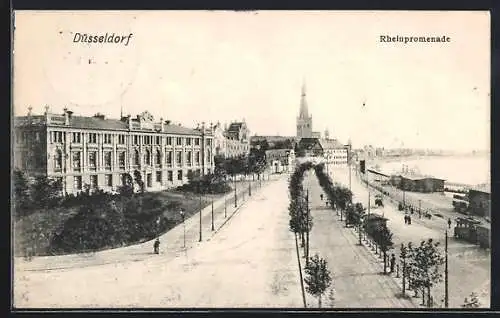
[
  {"x1": 287, "y1": 161, "x2": 333, "y2": 308},
  {"x1": 314, "y1": 163, "x2": 395, "y2": 274}
]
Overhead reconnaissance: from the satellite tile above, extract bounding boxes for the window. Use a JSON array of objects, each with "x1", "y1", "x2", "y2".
[
  {"x1": 133, "y1": 135, "x2": 139, "y2": 145},
  {"x1": 104, "y1": 134, "x2": 112, "y2": 144},
  {"x1": 144, "y1": 136, "x2": 151, "y2": 145},
  {"x1": 186, "y1": 137, "x2": 191, "y2": 146},
  {"x1": 195, "y1": 138, "x2": 200, "y2": 146},
  {"x1": 144, "y1": 149, "x2": 151, "y2": 165},
  {"x1": 54, "y1": 149, "x2": 63, "y2": 171},
  {"x1": 105, "y1": 174, "x2": 113, "y2": 187},
  {"x1": 155, "y1": 136, "x2": 161, "y2": 145},
  {"x1": 166, "y1": 137, "x2": 172, "y2": 145},
  {"x1": 52, "y1": 131, "x2": 64, "y2": 143},
  {"x1": 206, "y1": 139, "x2": 212, "y2": 146},
  {"x1": 72, "y1": 151, "x2": 81, "y2": 172},
  {"x1": 72, "y1": 132, "x2": 81, "y2": 143},
  {"x1": 176, "y1": 137, "x2": 182, "y2": 146},
  {"x1": 156, "y1": 171, "x2": 162, "y2": 182},
  {"x1": 119, "y1": 151, "x2": 126, "y2": 169},
  {"x1": 166, "y1": 151, "x2": 173, "y2": 166},
  {"x1": 118, "y1": 135, "x2": 126, "y2": 144},
  {"x1": 88, "y1": 133, "x2": 97, "y2": 143},
  {"x1": 186, "y1": 151, "x2": 192, "y2": 166},
  {"x1": 90, "y1": 175, "x2": 98, "y2": 189},
  {"x1": 195, "y1": 151, "x2": 200, "y2": 165},
  {"x1": 133, "y1": 149, "x2": 140, "y2": 165},
  {"x1": 156, "y1": 149, "x2": 161, "y2": 165},
  {"x1": 73, "y1": 176, "x2": 82, "y2": 191},
  {"x1": 207, "y1": 149, "x2": 212, "y2": 164},
  {"x1": 177, "y1": 170, "x2": 183, "y2": 180},
  {"x1": 167, "y1": 171, "x2": 173, "y2": 181},
  {"x1": 89, "y1": 151, "x2": 97, "y2": 171},
  {"x1": 104, "y1": 151, "x2": 112, "y2": 170},
  {"x1": 176, "y1": 151, "x2": 182, "y2": 165}
]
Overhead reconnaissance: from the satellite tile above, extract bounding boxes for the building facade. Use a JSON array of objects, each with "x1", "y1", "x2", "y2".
[
  {"x1": 468, "y1": 186, "x2": 490, "y2": 217},
  {"x1": 297, "y1": 138, "x2": 349, "y2": 165},
  {"x1": 212, "y1": 120, "x2": 251, "y2": 159},
  {"x1": 14, "y1": 107, "x2": 215, "y2": 195},
  {"x1": 265, "y1": 149, "x2": 295, "y2": 173}
]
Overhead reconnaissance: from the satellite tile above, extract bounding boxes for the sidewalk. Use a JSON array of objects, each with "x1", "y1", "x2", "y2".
[
  {"x1": 303, "y1": 171, "x2": 415, "y2": 308},
  {"x1": 15, "y1": 174, "x2": 283, "y2": 272}
]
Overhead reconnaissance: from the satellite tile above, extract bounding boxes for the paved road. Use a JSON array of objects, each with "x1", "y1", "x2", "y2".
[
  {"x1": 324, "y1": 165, "x2": 490, "y2": 308},
  {"x1": 303, "y1": 170, "x2": 415, "y2": 308},
  {"x1": 14, "y1": 175, "x2": 304, "y2": 308}
]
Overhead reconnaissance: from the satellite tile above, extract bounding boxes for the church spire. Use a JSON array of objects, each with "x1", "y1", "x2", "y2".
[{"x1": 299, "y1": 78, "x2": 309, "y2": 118}]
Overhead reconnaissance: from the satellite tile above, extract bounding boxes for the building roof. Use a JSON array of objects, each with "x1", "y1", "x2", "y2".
[
  {"x1": 298, "y1": 138, "x2": 321, "y2": 150},
  {"x1": 367, "y1": 169, "x2": 390, "y2": 178},
  {"x1": 14, "y1": 114, "x2": 203, "y2": 135},
  {"x1": 265, "y1": 149, "x2": 292, "y2": 156},
  {"x1": 227, "y1": 122, "x2": 244, "y2": 132},
  {"x1": 399, "y1": 174, "x2": 446, "y2": 181},
  {"x1": 319, "y1": 138, "x2": 346, "y2": 149}
]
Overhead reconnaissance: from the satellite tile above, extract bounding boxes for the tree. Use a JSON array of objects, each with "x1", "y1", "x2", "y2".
[
  {"x1": 407, "y1": 239, "x2": 445, "y2": 307},
  {"x1": 375, "y1": 224, "x2": 394, "y2": 274},
  {"x1": 133, "y1": 170, "x2": 145, "y2": 193},
  {"x1": 30, "y1": 175, "x2": 62, "y2": 208},
  {"x1": 13, "y1": 169, "x2": 31, "y2": 216},
  {"x1": 462, "y1": 292, "x2": 480, "y2": 308},
  {"x1": 304, "y1": 254, "x2": 332, "y2": 308},
  {"x1": 117, "y1": 173, "x2": 134, "y2": 197},
  {"x1": 400, "y1": 243, "x2": 408, "y2": 296}
]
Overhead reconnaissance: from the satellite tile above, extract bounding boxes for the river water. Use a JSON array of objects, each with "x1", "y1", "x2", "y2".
[{"x1": 374, "y1": 154, "x2": 490, "y2": 187}]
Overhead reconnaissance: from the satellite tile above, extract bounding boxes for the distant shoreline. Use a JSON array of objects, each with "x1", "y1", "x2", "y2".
[{"x1": 367, "y1": 153, "x2": 489, "y2": 190}]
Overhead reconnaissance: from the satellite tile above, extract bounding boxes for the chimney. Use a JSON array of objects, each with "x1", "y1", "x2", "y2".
[
  {"x1": 128, "y1": 116, "x2": 133, "y2": 130},
  {"x1": 160, "y1": 117, "x2": 164, "y2": 132},
  {"x1": 44, "y1": 105, "x2": 50, "y2": 123}
]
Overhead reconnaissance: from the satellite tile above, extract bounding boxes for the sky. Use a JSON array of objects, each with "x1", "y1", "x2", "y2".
[{"x1": 13, "y1": 11, "x2": 490, "y2": 151}]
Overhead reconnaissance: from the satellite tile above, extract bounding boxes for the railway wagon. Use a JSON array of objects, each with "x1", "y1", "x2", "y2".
[{"x1": 454, "y1": 217, "x2": 490, "y2": 248}]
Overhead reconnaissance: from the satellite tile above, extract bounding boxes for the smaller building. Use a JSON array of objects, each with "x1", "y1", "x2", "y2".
[
  {"x1": 297, "y1": 138, "x2": 348, "y2": 165},
  {"x1": 390, "y1": 174, "x2": 445, "y2": 193},
  {"x1": 468, "y1": 185, "x2": 490, "y2": 217},
  {"x1": 265, "y1": 149, "x2": 295, "y2": 173}
]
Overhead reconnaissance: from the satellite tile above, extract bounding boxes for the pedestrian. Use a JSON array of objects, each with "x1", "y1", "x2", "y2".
[
  {"x1": 153, "y1": 238, "x2": 160, "y2": 254},
  {"x1": 448, "y1": 218, "x2": 452, "y2": 229},
  {"x1": 408, "y1": 216, "x2": 412, "y2": 225},
  {"x1": 404, "y1": 215, "x2": 408, "y2": 225},
  {"x1": 390, "y1": 254, "x2": 396, "y2": 273},
  {"x1": 320, "y1": 194, "x2": 324, "y2": 201}
]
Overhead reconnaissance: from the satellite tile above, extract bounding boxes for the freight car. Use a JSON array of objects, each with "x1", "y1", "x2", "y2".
[{"x1": 454, "y1": 217, "x2": 490, "y2": 248}]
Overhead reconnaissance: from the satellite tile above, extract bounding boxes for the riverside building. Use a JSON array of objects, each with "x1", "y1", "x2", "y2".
[{"x1": 13, "y1": 107, "x2": 215, "y2": 195}]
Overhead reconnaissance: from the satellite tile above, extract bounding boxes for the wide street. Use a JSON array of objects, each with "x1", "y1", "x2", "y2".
[
  {"x1": 14, "y1": 175, "x2": 304, "y2": 308},
  {"x1": 321, "y1": 165, "x2": 490, "y2": 308}
]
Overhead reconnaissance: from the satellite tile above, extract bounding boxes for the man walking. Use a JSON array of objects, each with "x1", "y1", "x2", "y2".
[
  {"x1": 390, "y1": 254, "x2": 396, "y2": 273},
  {"x1": 153, "y1": 238, "x2": 160, "y2": 254},
  {"x1": 448, "y1": 218, "x2": 452, "y2": 229}
]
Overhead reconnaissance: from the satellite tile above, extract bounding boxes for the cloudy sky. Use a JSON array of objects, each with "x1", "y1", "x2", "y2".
[{"x1": 13, "y1": 11, "x2": 490, "y2": 151}]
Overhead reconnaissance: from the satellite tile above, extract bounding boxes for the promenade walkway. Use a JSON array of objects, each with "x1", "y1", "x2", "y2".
[{"x1": 303, "y1": 171, "x2": 415, "y2": 308}]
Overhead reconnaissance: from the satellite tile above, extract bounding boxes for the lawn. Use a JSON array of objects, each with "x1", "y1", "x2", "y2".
[{"x1": 13, "y1": 189, "x2": 227, "y2": 257}]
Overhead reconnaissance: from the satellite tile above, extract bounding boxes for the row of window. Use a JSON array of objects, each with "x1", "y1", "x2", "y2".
[
  {"x1": 53, "y1": 148, "x2": 212, "y2": 172},
  {"x1": 49, "y1": 131, "x2": 213, "y2": 146},
  {"x1": 15, "y1": 131, "x2": 41, "y2": 143},
  {"x1": 71, "y1": 169, "x2": 199, "y2": 191}
]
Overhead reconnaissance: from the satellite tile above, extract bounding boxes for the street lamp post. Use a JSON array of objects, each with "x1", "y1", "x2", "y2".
[
  {"x1": 199, "y1": 190, "x2": 202, "y2": 242},
  {"x1": 249, "y1": 178, "x2": 252, "y2": 196},
  {"x1": 211, "y1": 190, "x2": 215, "y2": 231},
  {"x1": 234, "y1": 175, "x2": 237, "y2": 208},
  {"x1": 180, "y1": 209, "x2": 186, "y2": 248},
  {"x1": 445, "y1": 230, "x2": 449, "y2": 308}
]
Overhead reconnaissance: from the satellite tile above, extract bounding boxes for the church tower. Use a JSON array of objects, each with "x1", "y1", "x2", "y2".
[{"x1": 296, "y1": 80, "x2": 313, "y2": 139}]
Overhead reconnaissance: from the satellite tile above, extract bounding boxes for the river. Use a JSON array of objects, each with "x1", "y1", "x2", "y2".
[{"x1": 373, "y1": 154, "x2": 490, "y2": 187}]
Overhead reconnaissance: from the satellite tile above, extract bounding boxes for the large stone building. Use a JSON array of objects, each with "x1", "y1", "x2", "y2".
[
  {"x1": 212, "y1": 120, "x2": 250, "y2": 159},
  {"x1": 13, "y1": 107, "x2": 215, "y2": 195}
]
